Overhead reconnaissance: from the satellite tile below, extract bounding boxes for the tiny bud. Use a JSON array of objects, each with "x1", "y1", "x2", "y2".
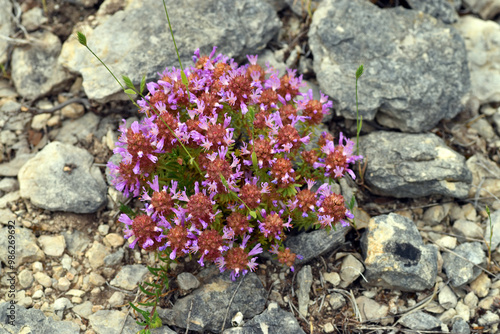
[{"x1": 76, "y1": 32, "x2": 87, "y2": 46}]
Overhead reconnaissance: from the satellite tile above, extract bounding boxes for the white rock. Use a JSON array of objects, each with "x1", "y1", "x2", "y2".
[
  {"x1": 339, "y1": 254, "x2": 364, "y2": 288},
  {"x1": 34, "y1": 272, "x2": 53, "y2": 288},
  {"x1": 104, "y1": 233, "x2": 125, "y2": 247},
  {"x1": 435, "y1": 236, "x2": 457, "y2": 249},
  {"x1": 38, "y1": 235, "x2": 66, "y2": 257},
  {"x1": 423, "y1": 205, "x2": 446, "y2": 225},
  {"x1": 470, "y1": 272, "x2": 491, "y2": 298},
  {"x1": 464, "y1": 291, "x2": 479, "y2": 309},
  {"x1": 108, "y1": 291, "x2": 125, "y2": 308},
  {"x1": 86, "y1": 242, "x2": 110, "y2": 269},
  {"x1": 56, "y1": 277, "x2": 71, "y2": 292},
  {"x1": 89, "y1": 272, "x2": 106, "y2": 287},
  {"x1": 98, "y1": 224, "x2": 109, "y2": 235},
  {"x1": 53, "y1": 297, "x2": 73, "y2": 311},
  {"x1": 452, "y1": 219, "x2": 483, "y2": 239},
  {"x1": 455, "y1": 302, "x2": 470, "y2": 322},
  {"x1": 32, "y1": 290, "x2": 44, "y2": 299},
  {"x1": 328, "y1": 293, "x2": 346, "y2": 310},
  {"x1": 323, "y1": 322, "x2": 334, "y2": 333},
  {"x1": 439, "y1": 309, "x2": 457, "y2": 324},
  {"x1": 323, "y1": 272, "x2": 340, "y2": 286},
  {"x1": 65, "y1": 289, "x2": 86, "y2": 298},
  {"x1": 438, "y1": 285, "x2": 458, "y2": 309},
  {"x1": 32, "y1": 261, "x2": 44, "y2": 272},
  {"x1": 31, "y1": 113, "x2": 51, "y2": 130},
  {"x1": 61, "y1": 254, "x2": 73, "y2": 271},
  {"x1": 454, "y1": 16, "x2": 500, "y2": 104},
  {"x1": 18, "y1": 269, "x2": 34, "y2": 289}
]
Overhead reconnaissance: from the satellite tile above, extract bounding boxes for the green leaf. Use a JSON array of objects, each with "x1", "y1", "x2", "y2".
[
  {"x1": 150, "y1": 312, "x2": 163, "y2": 329},
  {"x1": 119, "y1": 203, "x2": 135, "y2": 216},
  {"x1": 138, "y1": 284, "x2": 156, "y2": 296},
  {"x1": 249, "y1": 211, "x2": 257, "y2": 219},
  {"x1": 129, "y1": 302, "x2": 150, "y2": 319},
  {"x1": 356, "y1": 64, "x2": 364, "y2": 79},
  {"x1": 124, "y1": 89, "x2": 137, "y2": 95},
  {"x1": 181, "y1": 70, "x2": 189, "y2": 87},
  {"x1": 140, "y1": 75, "x2": 146, "y2": 94},
  {"x1": 76, "y1": 31, "x2": 87, "y2": 46},
  {"x1": 122, "y1": 75, "x2": 135, "y2": 91},
  {"x1": 251, "y1": 151, "x2": 258, "y2": 170}
]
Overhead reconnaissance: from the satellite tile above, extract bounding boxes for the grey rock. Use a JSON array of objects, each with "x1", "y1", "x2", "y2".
[
  {"x1": 452, "y1": 219, "x2": 483, "y2": 240},
  {"x1": 0, "y1": 177, "x2": 19, "y2": 192},
  {"x1": 108, "y1": 291, "x2": 125, "y2": 308},
  {"x1": 484, "y1": 209, "x2": 500, "y2": 250},
  {"x1": 12, "y1": 30, "x2": 72, "y2": 100},
  {"x1": 0, "y1": 226, "x2": 45, "y2": 268},
  {"x1": 0, "y1": 0, "x2": 13, "y2": 64},
  {"x1": 361, "y1": 213, "x2": 438, "y2": 291},
  {"x1": 438, "y1": 285, "x2": 458, "y2": 309},
  {"x1": 297, "y1": 265, "x2": 312, "y2": 316},
  {"x1": 89, "y1": 310, "x2": 140, "y2": 334},
  {"x1": 399, "y1": 311, "x2": 442, "y2": 330},
  {"x1": 328, "y1": 293, "x2": 346, "y2": 310},
  {"x1": 159, "y1": 268, "x2": 266, "y2": 333},
  {"x1": 466, "y1": 154, "x2": 500, "y2": 204},
  {"x1": 0, "y1": 153, "x2": 35, "y2": 177},
  {"x1": 18, "y1": 268, "x2": 34, "y2": 289},
  {"x1": 264, "y1": 0, "x2": 287, "y2": 11},
  {"x1": 177, "y1": 272, "x2": 200, "y2": 290},
  {"x1": 104, "y1": 247, "x2": 124, "y2": 266},
  {"x1": 423, "y1": 205, "x2": 447, "y2": 226},
  {"x1": 451, "y1": 317, "x2": 471, "y2": 334},
  {"x1": 470, "y1": 118, "x2": 497, "y2": 141},
  {"x1": 3, "y1": 111, "x2": 31, "y2": 132},
  {"x1": 442, "y1": 242, "x2": 486, "y2": 286},
  {"x1": 86, "y1": 241, "x2": 110, "y2": 269},
  {"x1": 309, "y1": 0, "x2": 470, "y2": 132},
  {"x1": 110, "y1": 264, "x2": 149, "y2": 290},
  {"x1": 22, "y1": 6, "x2": 48, "y2": 31},
  {"x1": 359, "y1": 131, "x2": 471, "y2": 198},
  {"x1": 53, "y1": 112, "x2": 100, "y2": 145},
  {"x1": 59, "y1": 0, "x2": 280, "y2": 102},
  {"x1": 355, "y1": 296, "x2": 388, "y2": 322},
  {"x1": 0, "y1": 100, "x2": 21, "y2": 116},
  {"x1": 463, "y1": 0, "x2": 500, "y2": 19},
  {"x1": 407, "y1": 0, "x2": 459, "y2": 23},
  {"x1": 478, "y1": 310, "x2": 500, "y2": 327},
  {"x1": 339, "y1": 254, "x2": 364, "y2": 288},
  {"x1": 222, "y1": 302, "x2": 305, "y2": 334},
  {"x1": 0, "y1": 302, "x2": 80, "y2": 333},
  {"x1": 53, "y1": 297, "x2": 73, "y2": 312},
  {"x1": 0, "y1": 208, "x2": 16, "y2": 223},
  {"x1": 0, "y1": 190, "x2": 20, "y2": 209},
  {"x1": 62, "y1": 229, "x2": 90, "y2": 256},
  {"x1": 454, "y1": 16, "x2": 500, "y2": 104},
  {"x1": 284, "y1": 224, "x2": 349, "y2": 265},
  {"x1": 18, "y1": 141, "x2": 107, "y2": 213},
  {"x1": 38, "y1": 234, "x2": 66, "y2": 257},
  {"x1": 0, "y1": 130, "x2": 17, "y2": 146},
  {"x1": 72, "y1": 300, "x2": 93, "y2": 319}
]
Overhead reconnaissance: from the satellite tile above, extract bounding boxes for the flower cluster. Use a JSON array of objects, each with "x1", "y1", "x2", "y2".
[{"x1": 108, "y1": 47, "x2": 362, "y2": 280}]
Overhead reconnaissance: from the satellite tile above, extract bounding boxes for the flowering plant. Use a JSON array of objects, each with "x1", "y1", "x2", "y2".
[{"x1": 107, "y1": 46, "x2": 362, "y2": 280}]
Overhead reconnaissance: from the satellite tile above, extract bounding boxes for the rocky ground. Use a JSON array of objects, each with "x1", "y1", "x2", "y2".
[{"x1": 0, "y1": 0, "x2": 500, "y2": 333}]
